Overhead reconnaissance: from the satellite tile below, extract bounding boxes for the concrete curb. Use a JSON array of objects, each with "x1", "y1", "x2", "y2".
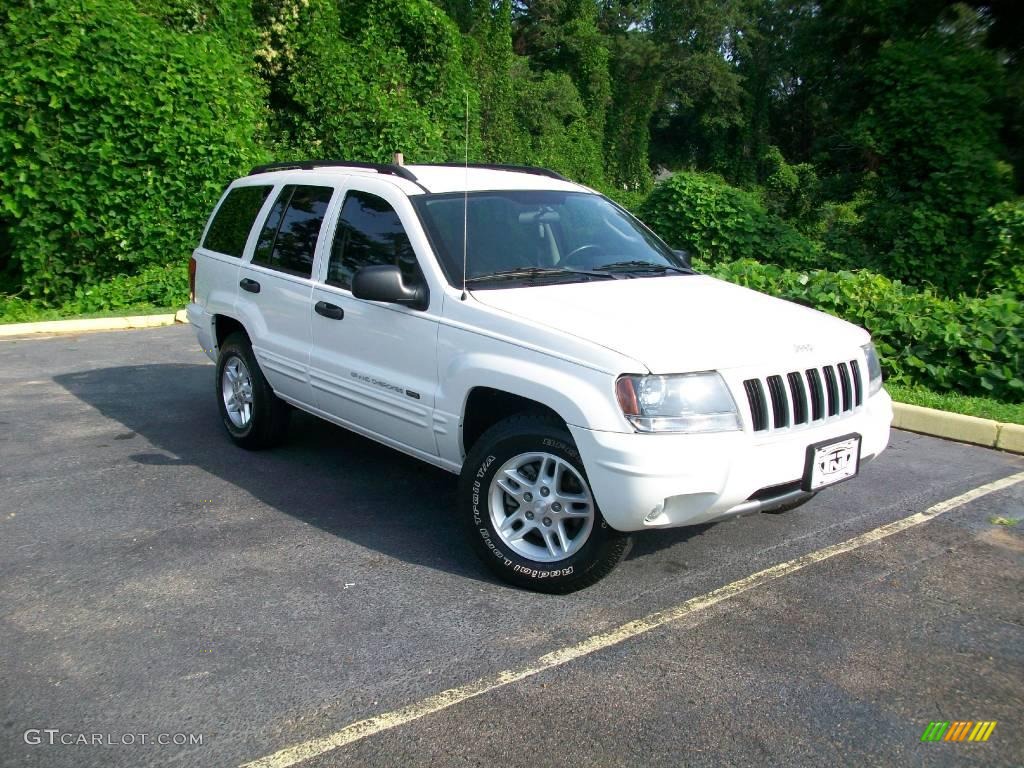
[
  {"x1": 0, "y1": 311, "x2": 186, "y2": 338},
  {"x1": 892, "y1": 402, "x2": 1023, "y2": 454}
]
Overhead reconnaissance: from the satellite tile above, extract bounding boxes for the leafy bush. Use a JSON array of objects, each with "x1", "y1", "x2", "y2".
[
  {"x1": 0, "y1": 0, "x2": 265, "y2": 302},
  {"x1": 640, "y1": 172, "x2": 823, "y2": 269},
  {"x1": 0, "y1": 263, "x2": 188, "y2": 322},
  {"x1": 699, "y1": 258, "x2": 1023, "y2": 403},
  {"x1": 976, "y1": 199, "x2": 1024, "y2": 294},
  {"x1": 65, "y1": 263, "x2": 189, "y2": 313},
  {"x1": 757, "y1": 146, "x2": 820, "y2": 231}
]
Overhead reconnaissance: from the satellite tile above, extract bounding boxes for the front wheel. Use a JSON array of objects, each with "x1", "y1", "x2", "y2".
[{"x1": 459, "y1": 413, "x2": 631, "y2": 593}]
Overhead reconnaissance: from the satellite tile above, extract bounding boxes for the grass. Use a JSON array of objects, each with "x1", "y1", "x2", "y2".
[
  {"x1": 988, "y1": 516, "x2": 1020, "y2": 527},
  {"x1": 887, "y1": 383, "x2": 1024, "y2": 425}
]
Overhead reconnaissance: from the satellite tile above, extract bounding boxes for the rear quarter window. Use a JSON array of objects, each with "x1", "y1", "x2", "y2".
[{"x1": 202, "y1": 185, "x2": 273, "y2": 257}]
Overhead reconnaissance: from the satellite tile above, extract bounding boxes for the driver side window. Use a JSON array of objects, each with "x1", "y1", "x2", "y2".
[{"x1": 326, "y1": 190, "x2": 420, "y2": 290}]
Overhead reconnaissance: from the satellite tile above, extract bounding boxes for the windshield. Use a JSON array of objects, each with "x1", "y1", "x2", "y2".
[{"x1": 412, "y1": 190, "x2": 685, "y2": 286}]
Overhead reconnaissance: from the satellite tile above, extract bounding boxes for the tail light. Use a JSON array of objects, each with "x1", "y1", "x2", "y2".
[{"x1": 188, "y1": 256, "x2": 197, "y2": 302}]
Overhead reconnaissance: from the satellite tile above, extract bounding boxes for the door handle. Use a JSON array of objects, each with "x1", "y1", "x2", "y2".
[
  {"x1": 239, "y1": 278, "x2": 261, "y2": 294},
  {"x1": 315, "y1": 301, "x2": 345, "y2": 320}
]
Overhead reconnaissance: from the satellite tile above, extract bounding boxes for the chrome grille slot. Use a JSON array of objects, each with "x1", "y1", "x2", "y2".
[
  {"x1": 850, "y1": 359, "x2": 863, "y2": 406},
  {"x1": 837, "y1": 362, "x2": 852, "y2": 411},
  {"x1": 787, "y1": 371, "x2": 808, "y2": 424},
  {"x1": 823, "y1": 365, "x2": 839, "y2": 416},
  {"x1": 743, "y1": 358, "x2": 863, "y2": 432},
  {"x1": 743, "y1": 378, "x2": 769, "y2": 432},
  {"x1": 806, "y1": 368, "x2": 824, "y2": 421},
  {"x1": 766, "y1": 375, "x2": 790, "y2": 429}
]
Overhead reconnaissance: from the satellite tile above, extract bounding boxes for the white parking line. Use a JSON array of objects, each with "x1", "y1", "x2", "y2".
[{"x1": 240, "y1": 470, "x2": 1024, "y2": 768}]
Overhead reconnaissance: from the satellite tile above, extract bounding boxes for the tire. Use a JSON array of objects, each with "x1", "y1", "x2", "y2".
[
  {"x1": 215, "y1": 331, "x2": 290, "y2": 450},
  {"x1": 459, "y1": 412, "x2": 631, "y2": 593}
]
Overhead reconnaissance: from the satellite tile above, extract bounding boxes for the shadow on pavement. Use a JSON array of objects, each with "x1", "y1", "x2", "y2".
[{"x1": 54, "y1": 363, "x2": 710, "y2": 585}]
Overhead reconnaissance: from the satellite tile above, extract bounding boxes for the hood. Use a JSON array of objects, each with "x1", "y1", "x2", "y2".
[{"x1": 470, "y1": 274, "x2": 868, "y2": 373}]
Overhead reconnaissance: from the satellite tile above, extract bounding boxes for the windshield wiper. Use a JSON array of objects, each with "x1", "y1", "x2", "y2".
[
  {"x1": 465, "y1": 266, "x2": 616, "y2": 285},
  {"x1": 594, "y1": 260, "x2": 692, "y2": 274}
]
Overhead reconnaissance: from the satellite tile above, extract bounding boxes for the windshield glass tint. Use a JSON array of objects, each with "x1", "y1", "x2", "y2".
[{"x1": 413, "y1": 191, "x2": 680, "y2": 282}]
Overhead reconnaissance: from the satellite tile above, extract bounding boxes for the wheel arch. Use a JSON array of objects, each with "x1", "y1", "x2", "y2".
[
  {"x1": 448, "y1": 353, "x2": 625, "y2": 460},
  {"x1": 461, "y1": 387, "x2": 565, "y2": 458},
  {"x1": 214, "y1": 314, "x2": 249, "y2": 349}
]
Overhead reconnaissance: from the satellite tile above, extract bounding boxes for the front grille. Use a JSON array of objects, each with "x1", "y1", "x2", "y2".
[{"x1": 743, "y1": 359, "x2": 864, "y2": 432}]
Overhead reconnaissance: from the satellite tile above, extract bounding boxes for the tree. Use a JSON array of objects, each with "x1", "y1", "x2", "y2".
[
  {"x1": 853, "y1": 33, "x2": 1011, "y2": 293},
  {"x1": 257, "y1": 0, "x2": 473, "y2": 163}
]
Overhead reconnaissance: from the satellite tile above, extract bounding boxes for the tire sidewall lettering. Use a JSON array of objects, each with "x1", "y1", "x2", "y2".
[{"x1": 469, "y1": 436, "x2": 593, "y2": 581}]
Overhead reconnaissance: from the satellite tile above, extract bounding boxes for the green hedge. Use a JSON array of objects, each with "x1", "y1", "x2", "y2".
[
  {"x1": 639, "y1": 172, "x2": 825, "y2": 270},
  {"x1": 977, "y1": 199, "x2": 1024, "y2": 294},
  {"x1": 699, "y1": 258, "x2": 1023, "y2": 403},
  {"x1": 0, "y1": 263, "x2": 188, "y2": 323}
]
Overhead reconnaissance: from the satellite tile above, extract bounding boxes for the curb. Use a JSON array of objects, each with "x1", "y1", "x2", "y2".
[
  {"x1": 0, "y1": 310, "x2": 187, "y2": 338},
  {"x1": 892, "y1": 402, "x2": 1023, "y2": 454}
]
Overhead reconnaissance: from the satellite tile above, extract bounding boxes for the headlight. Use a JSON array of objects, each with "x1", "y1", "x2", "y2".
[
  {"x1": 862, "y1": 342, "x2": 883, "y2": 396},
  {"x1": 615, "y1": 372, "x2": 740, "y2": 433}
]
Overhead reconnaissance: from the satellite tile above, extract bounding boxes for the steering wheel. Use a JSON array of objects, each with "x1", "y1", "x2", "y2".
[{"x1": 560, "y1": 244, "x2": 605, "y2": 268}]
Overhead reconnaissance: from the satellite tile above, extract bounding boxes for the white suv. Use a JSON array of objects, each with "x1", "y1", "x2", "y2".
[{"x1": 187, "y1": 160, "x2": 892, "y2": 592}]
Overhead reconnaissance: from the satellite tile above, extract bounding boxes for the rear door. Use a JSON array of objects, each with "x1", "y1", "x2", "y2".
[
  {"x1": 194, "y1": 182, "x2": 275, "y2": 323},
  {"x1": 309, "y1": 182, "x2": 440, "y2": 456},
  {"x1": 236, "y1": 183, "x2": 336, "y2": 406}
]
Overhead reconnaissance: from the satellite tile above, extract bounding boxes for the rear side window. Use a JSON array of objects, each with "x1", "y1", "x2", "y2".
[
  {"x1": 252, "y1": 184, "x2": 334, "y2": 278},
  {"x1": 326, "y1": 190, "x2": 419, "y2": 290},
  {"x1": 202, "y1": 185, "x2": 273, "y2": 257}
]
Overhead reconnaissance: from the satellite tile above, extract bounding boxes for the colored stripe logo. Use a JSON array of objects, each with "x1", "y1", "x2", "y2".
[{"x1": 921, "y1": 721, "x2": 997, "y2": 742}]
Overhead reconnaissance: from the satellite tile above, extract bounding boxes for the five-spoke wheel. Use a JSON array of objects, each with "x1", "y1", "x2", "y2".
[
  {"x1": 489, "y1": 452, "x2": 595, "y2": 562},
  {"x1": 460, "y1": 412, "x2": 631, "y2": 593},
  {"x1": 221, "y1": 355, "x2": 254, "y2": 429}
]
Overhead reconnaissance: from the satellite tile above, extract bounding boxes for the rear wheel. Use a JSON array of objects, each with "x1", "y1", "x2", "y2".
[
  {"x1": 459, "y1": 412, "x2": 631, "y2": 593},
  {"x1": 216, "y1": 332, "x2": 290, "y2": 450}
]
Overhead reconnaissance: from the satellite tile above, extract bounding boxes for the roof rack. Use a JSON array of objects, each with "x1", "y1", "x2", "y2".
[
  {"x1": 427, "y1": 163, "x2": 568, "y2": 181},
  {"x1": 246, "y1": 159, "x2": 571, "y2": 191},
  {"x1": 247, "y1": 160, "x2": 424, "y2": 188}
]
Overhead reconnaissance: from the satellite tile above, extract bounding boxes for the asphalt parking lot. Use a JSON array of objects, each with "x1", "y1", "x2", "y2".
[{"x1": 1, "y1": 324, "x2": 1022, "y2": 768}]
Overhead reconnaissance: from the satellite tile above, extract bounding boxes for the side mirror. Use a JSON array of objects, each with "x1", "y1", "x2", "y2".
[
  {"x1": 352, "y1": 265, "x2": 428, "y2": 311},
  {"x1": 673, "y1": 249, "x2": 692, "y2": 268}
]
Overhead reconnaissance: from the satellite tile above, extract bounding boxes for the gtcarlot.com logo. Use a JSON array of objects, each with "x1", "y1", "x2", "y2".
[{"x1": 24, "y1": 729, "x2": 204, "y2": 747}]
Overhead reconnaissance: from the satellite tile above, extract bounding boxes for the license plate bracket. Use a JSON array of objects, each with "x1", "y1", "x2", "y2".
[{"x1": 802, "y1": 433, "x2": 861, "y2": 491}]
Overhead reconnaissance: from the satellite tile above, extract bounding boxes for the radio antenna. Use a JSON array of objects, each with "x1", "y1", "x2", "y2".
[{"x1": 460, "y1": 90, "x2": 469, "y2": 301}]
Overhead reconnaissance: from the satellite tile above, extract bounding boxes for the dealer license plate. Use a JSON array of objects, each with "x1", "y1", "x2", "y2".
[{"x1": 804, "y1": 434, "x2": 861, "y2": 491}]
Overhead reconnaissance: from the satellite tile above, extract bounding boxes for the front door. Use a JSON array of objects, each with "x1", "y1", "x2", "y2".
[{"x1": 309, "y1": 185, "x2": 439, "y2": 456}]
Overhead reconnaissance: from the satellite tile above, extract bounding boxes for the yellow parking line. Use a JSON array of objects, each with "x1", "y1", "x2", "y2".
[{"x1": 240, "y1": 470, "x2": 1024, "y2": 768}]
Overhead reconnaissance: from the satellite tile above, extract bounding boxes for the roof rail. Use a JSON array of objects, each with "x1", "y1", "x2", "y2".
[
  {"x1": 247, "y1": 160, "x2": 424, "y2": 187},
  {"x1": 427, "y1": 163, "x2": 568, "y2": 181}
]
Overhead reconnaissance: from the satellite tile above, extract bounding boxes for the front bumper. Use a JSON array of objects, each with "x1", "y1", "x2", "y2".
[{"x1": 569, "y1": 389, "x2": 892, "y2": 531}]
